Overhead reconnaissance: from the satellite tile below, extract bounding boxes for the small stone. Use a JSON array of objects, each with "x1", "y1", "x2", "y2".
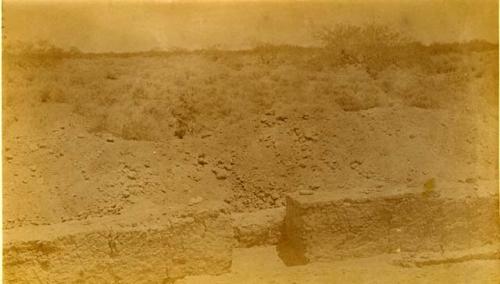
[
  {"x1": 29, "y1": 144, "x2": 38, "y2": 152},
  {"x1": 127, "y1": 171, "x2": 137, "y2": 180},
  {"x1": 30, "y1": 166, "x2": 37, "y2": 172},
  {"x1": 276, "y1": 115, "x2": 288, "y2": 122},
  {"x1": 106, "y1": 137, "x2": 114, "y2": 143},
  {"x1": 260, "y1": 118, "x2": 272, "y2": 127},
  {"x1": 309, "y1": 184, "x2": 320, "y2": 190},
  {"x1": 201, "y1": 132, "x2": 212, "y2": 139},
  {"x1": 188, "y1": 196, "x2": 203, "y2": 206},
  {"x1": 212, "y1": 168, "x2": 228, "y2": 180},
  {"x1": 465, "y1": 177, "x2": 477, "y2": 184},
  {"x1": 174, "y1": 128, "x2": 186, "y2": 139},
  {"x1": 299, "y1": 189, "x2": 314, "y2": 195},
  {"x1": 303, "y1": 130, "x2": 318, "y2": 141},
  {"x1": 271, "y1": 192, "x2": 280, "y2": 200},
  {"x1": 350, "y1": 160, "x2": 362, "y2": 169},
  {"x1": 198, "y1": 155, "x2": 208, "y2": 166},
  {"x1": 191, "y1": 175, "x2": 201, "y2": 182}
]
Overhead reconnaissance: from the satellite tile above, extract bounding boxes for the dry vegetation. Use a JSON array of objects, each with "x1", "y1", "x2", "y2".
[{"x1": 3, "y1": 25, "x2": 498, "y2": 227}]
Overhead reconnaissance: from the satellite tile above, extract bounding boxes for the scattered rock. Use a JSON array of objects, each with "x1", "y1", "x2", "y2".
[
  {"x1": 276, "y1": 115, "x2": 288, "y2": 122},
  {"x1": 270, "y1": 192, "x2": 280, "y2": 200},
  {"x1": 260, "y1": 118, "x2": 273, "y2": 127},
  {"x1": 303, "y1": 129, "x2": 318, "y2": 141},
  {"x1": 190, "y1": 175, "x2": 201, "y2": 182},
  {"x1": 465, "y1": 177, "x2": 477, "y2": 184},
  {"x1": 174, "y1": 128, "x2": 186, "y2": 139},
  {"x1": 198, "y1": 154, "x2": 208, "y2": 165},
  {"x1": 106, "y1": 136, "x2": 115, "y2": 143},
  {"x1": 106, "y1": 74, "x2": 118, "y2": 80},
  {"x1": 309, "y1": 184, "x2": 320, "y2": 190},
  {"x1": 127, "y1": 171, "x2": 137, "y2": 180},
  {"x1": 350, "y1": 160, "x2": 362, "y2": 170},
  {"x1": 29, "y1": 144, "x2": 38, "y2": 152},
  {"x1": 200, "y1": 132, "x2": 212, "y2": 139},
  {"x1": 188, "y1": 196, "x2": 203, "y2": 206},
  {"x1": 212, "y1": 168, "x2": 228, "y2": 180}
]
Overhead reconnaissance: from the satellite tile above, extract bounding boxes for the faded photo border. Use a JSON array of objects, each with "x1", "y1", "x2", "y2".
[{"x1": 1, "y1": 1, "x2": 499, "y2": 283}]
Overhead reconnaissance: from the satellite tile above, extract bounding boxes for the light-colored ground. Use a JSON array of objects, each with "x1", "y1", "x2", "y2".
[
  {"x1": 180, "y1": 246, "x2": 500, "y2": 284},
  {"x1": 3, "y1": 43, "x2": 499, "y2": 282},
  {"x1": 3, "y1": 48, "x2": 498, "y2": 229}
]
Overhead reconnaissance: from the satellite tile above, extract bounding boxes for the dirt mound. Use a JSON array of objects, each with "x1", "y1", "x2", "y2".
[{"x1": 3, "y1": 45, "x2": 498, "y2": 227}]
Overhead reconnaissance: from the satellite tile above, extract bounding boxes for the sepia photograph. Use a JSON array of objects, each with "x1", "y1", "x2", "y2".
[{"x1": 2, "y1": 0, "x2": 499, "y2": 283}]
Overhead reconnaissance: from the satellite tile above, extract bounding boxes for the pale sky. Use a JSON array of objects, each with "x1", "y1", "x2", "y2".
[{"x1": 3, "y1": 0, "x2": 498, "y2": 52}]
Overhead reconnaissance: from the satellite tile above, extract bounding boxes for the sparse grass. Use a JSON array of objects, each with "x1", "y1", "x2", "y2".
[{"x1": 3, "y1": 25, "x2": 498, "y2": 141}]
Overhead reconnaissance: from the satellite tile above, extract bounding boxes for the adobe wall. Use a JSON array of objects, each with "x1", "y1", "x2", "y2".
[
  {"x1": 4, "y1": 202, "x2": 233, "y2": 283},
  {"x1": 281, "y1": 183, "x2": 499, "y2": 264}
]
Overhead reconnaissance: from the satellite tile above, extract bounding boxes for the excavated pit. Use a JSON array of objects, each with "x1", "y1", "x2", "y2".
[
  {"x1": 4, "y1": 202, "x2": 233, "y2": 283},
  {"x1": 4, "y1": 181, "x2": 499, "y2": 282},
  {"x1": 2, "y1": 14, "x2": 498, "y2": 281}
]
